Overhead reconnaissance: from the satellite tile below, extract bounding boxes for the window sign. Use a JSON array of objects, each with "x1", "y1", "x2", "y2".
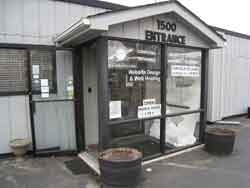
[
  {"x1": 109, "y1": 101, "x2": 122, "y2": 119},
  {"x1": 143, "y1": 98, "x2": 156, "y2": 106},
  {"x1": 40, "y1": 79, "x2": 49, "y2": 98},
  {"x1": 171, "y1": 65, "x2": 200, "y2": 77},
  {"x1": 138, "y1": 104, "x2": 161, "y2": 119}
]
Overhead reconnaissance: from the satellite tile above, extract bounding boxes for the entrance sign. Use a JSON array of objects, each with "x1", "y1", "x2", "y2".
[
  {"x1": 138, "y1": 104, "x2": 161, "y2": 119},
  {"x1": 145, "y1": 19, "x2": 186, "y2": 45},
  {"x1": 109, "y1": 101, "x2": 122, "y2": 119},
  {"x1": 171, "y1": 65, "x2": 200, "y2": 77}
]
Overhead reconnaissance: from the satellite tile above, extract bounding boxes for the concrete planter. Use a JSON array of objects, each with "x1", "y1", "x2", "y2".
[{"x1": 9, "y1": 139, "x2": 31, "y2": 160}]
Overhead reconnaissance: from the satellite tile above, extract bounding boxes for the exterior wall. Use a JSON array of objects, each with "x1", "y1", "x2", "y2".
[
  {"x1": 208, "y1": 33, "x2": 250, "y2": 121},
  {"x1": 0, "y1": 0, "x2": 108, "y2": 154},
  {"x1": 106, "y1": 13, "x2": 212, "y2": 49},
  {"x1": 0, "y1": 96, "x2": 31, "y2": 154},
  {"x1": 0, "y1": 0, "x2": 107, "y2": 45}
]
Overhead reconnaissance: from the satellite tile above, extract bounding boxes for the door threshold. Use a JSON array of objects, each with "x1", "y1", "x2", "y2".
[{"x1": 78, "y1": 144, "x2": 204, "y2": 176}]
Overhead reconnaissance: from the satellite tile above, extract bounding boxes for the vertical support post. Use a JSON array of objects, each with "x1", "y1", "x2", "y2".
[
  {"x1": 160, "y1": 44, "x2": 167, "y2": 153},
  {"x1": 73, "y1": 46, "x2": 85, "y2": 152},
  {"x1": 97, "y1": 37, "x2": 110, "y2": 151},
  {"x1": 199, "y1": 49, "x2": 209, "y2": 143},
  {"x1": 27, "y1": 50, "x2": 37, "y2": 156}
]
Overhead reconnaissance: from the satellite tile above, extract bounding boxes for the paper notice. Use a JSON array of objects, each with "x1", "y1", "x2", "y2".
[
  {"x1": 109, "y1": 101, "x2": 122, "y2": 119},
  {"x1": 41, "y1": 93, "x2": 49, "y2": 98},
  {"x1": 138, "y1": 104, "x2": 161, "y2": 119},
  {"x1": 143, "y1": 99, "x2": 156, "y2": 106},
  {"x1": 41, "y1": 79, "x2": 49, "y2": 87},
  {"x1": 41, "y1": 86, "x2": 49, "y2": 93},
  {"x1": 32, "y1": 65, "x2": 40, "y2": 75},
  {"x1": 171, "y1": 65, "x2": 200, "y2": 77}
]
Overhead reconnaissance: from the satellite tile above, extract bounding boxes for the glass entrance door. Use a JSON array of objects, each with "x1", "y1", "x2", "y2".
[
  {"x1": 164, "y1": 47, "x2": 202, "y2": 149},
  {"x1": 29, "y1": 49, "x2": 76, "y2": 154}
]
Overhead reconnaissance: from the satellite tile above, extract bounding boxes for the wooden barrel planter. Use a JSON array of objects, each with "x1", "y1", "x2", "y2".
[
  {"x1": 205, "y1": 128, "x2": 236, "y2": 155},
  {"x1": 99, "y1": 148, "x2": 142, "y2": 188}
]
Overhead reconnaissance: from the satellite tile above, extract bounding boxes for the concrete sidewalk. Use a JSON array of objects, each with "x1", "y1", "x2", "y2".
[{"x1": 0, "y1": 116, "x2": 250, "y2": 188}]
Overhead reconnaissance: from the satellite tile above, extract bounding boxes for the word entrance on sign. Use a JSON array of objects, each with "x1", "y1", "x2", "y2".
[{"x1": 145, "y1": 19, "x2": 186, "y2": 45}]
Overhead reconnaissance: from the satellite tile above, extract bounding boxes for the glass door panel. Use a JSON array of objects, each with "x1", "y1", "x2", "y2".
[
  {"x1": 165, "y1": 47, "x2": 202, "y2": 150},
  {"x1": 31, "y1": 50, "x2": 76, "y2": 153}
]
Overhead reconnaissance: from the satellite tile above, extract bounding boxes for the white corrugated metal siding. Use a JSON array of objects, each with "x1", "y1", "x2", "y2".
[
  {"x1": 0, "y1": 0, "x2": 107, "y2": 45},
  {"x1": 208, "y1": 32, "x2": 250, "y2": 122}
]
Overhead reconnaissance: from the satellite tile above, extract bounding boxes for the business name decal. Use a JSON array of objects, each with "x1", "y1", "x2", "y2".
[{"x1": 145, "y1": 19, "x2": 186, "y2": 45}]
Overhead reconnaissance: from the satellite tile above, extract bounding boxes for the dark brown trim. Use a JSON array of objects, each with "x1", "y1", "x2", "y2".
[
  {"x1": 212, "y1": 26, "x2": 250, "y2": 40},
  {"x1": 0, "y1": 92, "x2": 29, "y2": 97},
  {"x1": 97, "y1": 37, "x2": 110, "y2": 150},
  {"x1": 73, "y1": 46, "x2": 85, "y2": 152},
  {"x1": 160, "y1": 44, "x2": 166, "y2": 153},
  {"x1": 53, "y1": 0, "x2": 127, "y2": 11},
  {"x1": 199, "y1": 49, "x2": 209, "y2": 143}
]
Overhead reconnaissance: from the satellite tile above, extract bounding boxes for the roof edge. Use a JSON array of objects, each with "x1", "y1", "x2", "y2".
[
  {"x1": 53, "y1": 0, "x2": 128, "y2": 11},
  {"x1": 212, "y1": 26, "x2": 250, "y2": 40}
]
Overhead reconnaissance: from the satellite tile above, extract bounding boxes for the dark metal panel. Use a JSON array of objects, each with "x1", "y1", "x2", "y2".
[
  {"x1": 96, "y1": 37, "x2": 110, "y2": 150},
  {"x1": 160, "y1": 44, "x2": 166, "y2": 153},
  {"x1": 199, "y1": 49, "x2": 209, "y2": 143},
  {"x1": 27, "y1": 50, "x2": 37, "y2": 156},
  {"x1": 73, "y1": 46, "x2": 85, "y2": 152}
]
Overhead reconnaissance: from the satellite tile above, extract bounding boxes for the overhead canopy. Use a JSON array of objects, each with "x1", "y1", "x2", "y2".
[{"x1": 55, "y1": 0, "x2": 225, "y2": 48}]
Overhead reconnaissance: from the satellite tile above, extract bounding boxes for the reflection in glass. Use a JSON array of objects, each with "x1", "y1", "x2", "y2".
[
  {"x1": 108, "y1": 40, "x2": 161, "y2": 122},
  {"x1": 166, "y1": 47, "x2": 202, "y2": 113},
  {"x1": 110, "y1": 119, "x2": 161, "y2": 158},
  {"x1": 150, "y1": 113, "x2": 200, "y2": 148}
]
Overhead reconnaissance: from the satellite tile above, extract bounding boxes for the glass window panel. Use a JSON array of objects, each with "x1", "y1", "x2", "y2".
[
  {"x1": 108, "y1": 40, "x2": 161, "y2": 121},
  {"x1": 166, "y1": 47, "x2": 202, "y2": 114},
  {"x1": 0, "y1": 49, "x2": 28, "y2": 93}
]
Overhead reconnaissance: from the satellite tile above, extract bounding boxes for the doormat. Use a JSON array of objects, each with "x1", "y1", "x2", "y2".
[{"x1": 64, "y1": 158, "x2": 93, "y2": 175}]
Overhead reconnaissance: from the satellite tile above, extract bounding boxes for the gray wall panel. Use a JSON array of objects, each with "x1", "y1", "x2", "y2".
[
  {"x1": 0, "y1": 0, "x2": 108, "y2": 45},
  {"x1": 208, "y1": 32, "x2": 250, "y2": 121}
]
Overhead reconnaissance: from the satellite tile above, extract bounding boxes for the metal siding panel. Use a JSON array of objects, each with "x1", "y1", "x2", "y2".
[
  {"x1": 39, "y1": 0, "x2": 55, "y2": 44},
  {"x1": 55, "y1": 1, "x2": 70, "y2": 35},
  {"x1": 0, "y1": 97, "x2": 11, "y2": 154},
  {"x1": 23, "y1": 0, "x2": 39, "y2": 43},
  {"x1": 9, "y1": 96, "x2": 30, "y2": 140},
  {"x1": 5, "y1": 0, "x2": 23, "y2": 43}
]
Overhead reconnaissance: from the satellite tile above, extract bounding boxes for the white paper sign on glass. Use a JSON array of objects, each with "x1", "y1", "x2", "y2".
[
  {"x1": 143, "y1": 98, "x2": 156, "y2": 106},
  {"x1": 41, "y1": 93, "x2": 49, "y2": 98},
  {"x1": 109, "y1": 101, "x2": 122, "y2": 119},
  {"x1": 41, "y1": 79, "x2": 49, "y2": 87},
  {"x1": 171, "y1": 65, "x2": 200, "y2": 77},
  {"x1": 41, "y1": 86, "x2": 49, "y2": 93},
  {"x1": 32, "y1": 65, "x2": 40, "y2": 75},
  {"x1": 138, "y1": 104, "x2": 161, "y2": 119}
]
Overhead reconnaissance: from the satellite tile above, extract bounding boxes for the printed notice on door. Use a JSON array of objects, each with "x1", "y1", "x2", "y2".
[
  {"x1": 138, "y1": 104, "x2": 161, "y2": 119},
  {"x1": 109, "y1": 101, "x2": 122, "y2": 119},
  {"x1": 171, "y1": 65, "x2": 200, "y2": 77}
]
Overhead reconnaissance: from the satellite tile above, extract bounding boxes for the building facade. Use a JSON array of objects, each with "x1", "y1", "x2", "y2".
[{"x1": 0, "y1": 0, "x2": 249, "y2": 167}]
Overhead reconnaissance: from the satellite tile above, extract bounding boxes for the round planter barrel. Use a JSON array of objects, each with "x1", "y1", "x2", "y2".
[
  {"x1": 205, "y1": 128, "x2": 236, "y2": 155},
  {"x1": 99, "y1": 148, "x2": 142, "y2": 188}
]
